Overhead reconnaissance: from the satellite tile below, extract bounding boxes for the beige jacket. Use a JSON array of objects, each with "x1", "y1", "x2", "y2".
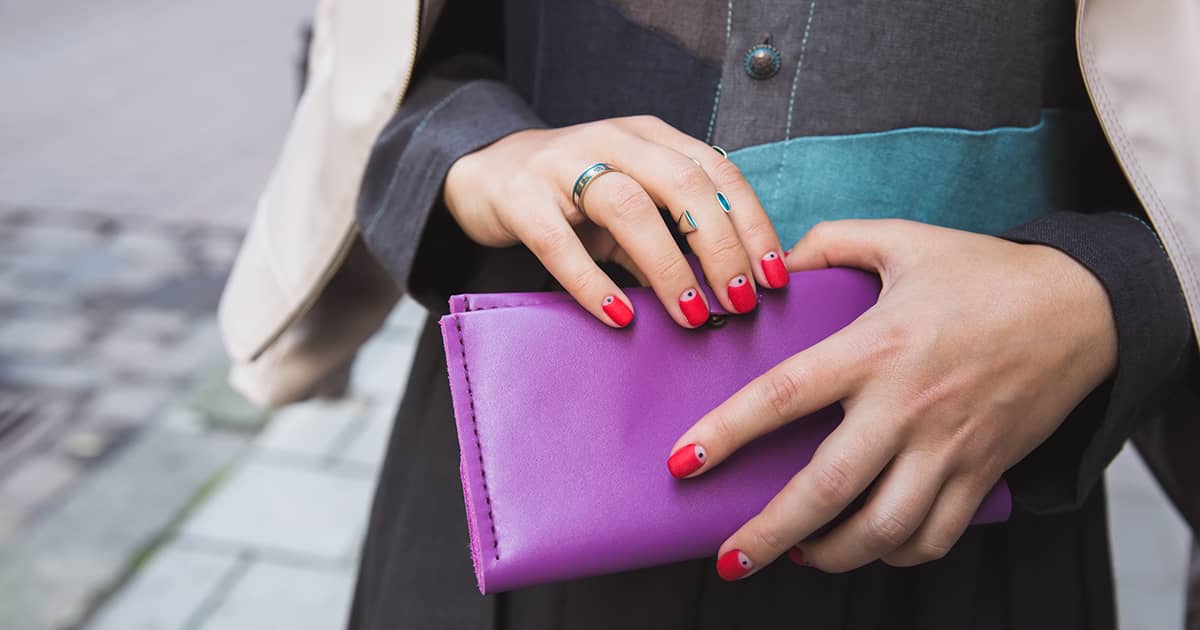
[{"x1": 218, "y1": 0, "x2": 1200, "y2": 408}]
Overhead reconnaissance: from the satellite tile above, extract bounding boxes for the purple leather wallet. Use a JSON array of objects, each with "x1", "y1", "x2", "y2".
[{"x1": 439, "y1": 267, "x2": 1011, "y2": 594}]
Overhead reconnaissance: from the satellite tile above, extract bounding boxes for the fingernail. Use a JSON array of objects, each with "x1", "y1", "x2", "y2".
[
  {"x1": 679, "y1": 288, "x2": 709, "y2": 327},
  {"x1": 716, "y1": 192, "x2": 731, "y2": 213},
  {"x1": 784, "y1": 249, "x2": 791, "y2": 257},
  {"x1": 788, "y1": 546, "x2": 807, "y2": 566},
  {"x1": 601, "y1": 295, "x2": 633, "y2": 327},
  {"x1": 667, "y1": 443, "x2": 707, "y2": 478},
  {"x1": 761, "y1": 251, "x2": 789, "y2": 288},
  {"x1": 717, "y1": 549, "x2": 754, "y2": 581},
  {"x1": 727, "y1": 275, "x2": 756, "y2": 313}
]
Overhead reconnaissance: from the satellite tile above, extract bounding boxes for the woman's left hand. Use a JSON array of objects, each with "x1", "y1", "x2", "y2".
[{"x1": 666, "y1": 219, "x2": 1118, "y2": 579}]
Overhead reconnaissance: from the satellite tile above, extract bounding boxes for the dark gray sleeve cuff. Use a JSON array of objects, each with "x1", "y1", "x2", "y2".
[
  {"x1": 356, "y1": 67, "x2": 545, "y2": 306},
  {"x1": 1001, "y1": 211, "x2": 1195, "y2": 513}
]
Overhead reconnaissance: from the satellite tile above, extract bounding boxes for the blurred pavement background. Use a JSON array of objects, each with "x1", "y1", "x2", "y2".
[{"x1": 0, "y1": 1, "x2": 1191, "y2": 629}]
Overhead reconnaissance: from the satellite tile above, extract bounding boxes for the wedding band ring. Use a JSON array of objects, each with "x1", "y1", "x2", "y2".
[{"x1": 572, "y1": 163, "x2": 621, "y2": 216}]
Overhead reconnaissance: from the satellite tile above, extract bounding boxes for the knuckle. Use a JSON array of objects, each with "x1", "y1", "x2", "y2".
[
  {"x1": 806, "y1": 220, "x2": 841, "y2": 244},
  {"x1": 671, "y1": 164, "x2": 712, "y2": 197},
  {"x1": 605, "y1": 179, "x2": 654, "y2": 223},
  {"x1": 810, "y1": 456, "x2": 855, "y2": 508},
  {"x1": 648, "y1": 252, "x2": 689, "y2": 282},
  {"x1": 911, "y1": 537, "x2": 953, "y2": 562},
  {"x1": 750, "y1": 526, "x2": 789, "y2": 555},
  {"x1": 711, "y1": 157, "x2": 747, "y2": 189},
  {"x1": 877, "y1": 218, "x2": 913, "y2": 232},
  {"x1": 584, "y1": 118, "x2": 622, "y2": 137},
  {"x1": 627, "y1": 114, "x2": 665, "y2": 128},
  {"x1": 739, "y1": 219, "x2": 776, "y2": 243},
  {"x1": 710, "y1": 412, "x2": 738, "y2": 444},
  {"x1": 565, "y1": 265, "x2": 600, "y2": 295},
  {"x1": 866, "y1": 318, "x2": 914, "y2": 364},
  {"x1": 887, "y1": 537, "x2": 952, "y2": 567},
  {"x1": 560, "y1": 124, "x2": 596, "y2": 146},
  {"x1": 529, "y1": 223, "x2": 573, "y2": 258},
  {"x1": 863, "y1": 510, "x2": 913, "y2": 550},
  {"x1": 500, "y1": 169, "x2": 538, "y2": 200},
  {"x1": 528, "y1": 144, "x2": 565, "y2": 172},
  {"x1": 702, "y1": 232, "x2": 745, "y2": 264},
  {"x1": 759, "y1": 369, "x2": 804, "y2": 420},
  {"x1": 952, "y1": 471, "x2": 1002, "y2": 510}
]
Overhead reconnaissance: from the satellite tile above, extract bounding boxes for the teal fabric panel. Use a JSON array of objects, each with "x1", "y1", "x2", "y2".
[{"x1": 728, "y1": 110, "x2": 1107, "y2": 246}]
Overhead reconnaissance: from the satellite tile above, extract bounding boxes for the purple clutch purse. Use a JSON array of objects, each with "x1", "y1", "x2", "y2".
[{"x1": 439, "y1": 267, "x2": 1011, "y2": 594}]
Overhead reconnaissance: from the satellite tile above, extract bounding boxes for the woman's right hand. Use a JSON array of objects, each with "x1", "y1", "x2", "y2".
[{"x1": 443, "y1": 115, "x2": 790, "y2": 328}]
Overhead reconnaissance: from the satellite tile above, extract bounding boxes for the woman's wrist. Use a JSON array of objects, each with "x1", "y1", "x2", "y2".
[{"x1": 1023, "y1": 242, "x2": 1118, "y2": 382}]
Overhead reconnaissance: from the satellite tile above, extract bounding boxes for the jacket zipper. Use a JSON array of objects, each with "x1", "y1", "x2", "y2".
[{"x1": 395, "y1": 4, "x2": 421, "y2": 112}]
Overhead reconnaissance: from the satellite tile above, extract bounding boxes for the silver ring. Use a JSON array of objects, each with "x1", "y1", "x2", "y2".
[
  {"x1": 572, "y1": 163, "x2": 621, "y2": 217},
  {"x1": 676, "y1": 209, "x2": 698, "y2": 235}
]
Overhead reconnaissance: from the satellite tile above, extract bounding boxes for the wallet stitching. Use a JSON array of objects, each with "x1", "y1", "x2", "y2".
[
  {"x1": 454, "y1": 315, "x2": 500, "y2": 560},
  {"x1": 464, "y1": 299, "x2": 551, "y2": 312}
]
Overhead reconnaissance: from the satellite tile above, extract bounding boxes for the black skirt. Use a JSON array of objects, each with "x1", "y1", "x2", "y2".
[{"x1": 346, "y1": 319, "x2": 1116, "y2": 630}]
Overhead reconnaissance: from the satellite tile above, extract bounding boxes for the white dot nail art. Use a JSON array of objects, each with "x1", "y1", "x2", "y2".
[
  {"x1": 730, "y1": 275, "x2": 747, "y2": 287},
  {"x1": 602, "y1": 295, "x2": 614, "y2": 305},
  {"x1": 694, "y1": 445, "x2": 706, "y2": 460},
  {"x1": 738, "y1": 551, "x2": 752, "y2": 568},
  {"x1": 763, "y1": 251, "x2": 778, "y2": 261},
  {"x1": 680, "y1": 288, "x2": 698, "y2": 301}
]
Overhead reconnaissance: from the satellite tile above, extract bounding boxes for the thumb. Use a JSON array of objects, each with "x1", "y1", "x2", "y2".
[{"x1": 786, "y1": 219, "x2": 909, "y2": 273}]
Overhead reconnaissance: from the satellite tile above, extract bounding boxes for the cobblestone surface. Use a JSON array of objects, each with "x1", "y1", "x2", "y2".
[
  {"x1": 81, "y1": 312, "x2": 418, "y2": 630},
  {"x1": 0, "y1": 207, "x2": 245, "y2": 543}
]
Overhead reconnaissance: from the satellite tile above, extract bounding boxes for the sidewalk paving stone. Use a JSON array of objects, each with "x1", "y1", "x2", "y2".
[
  {"x1": 179, "y1": 457, "x2": 375, "y2": 562},
  {"x1": 0, "y1": 314, "x2": 91, "y2": 357},
  {"x1": 86, "y1": 545, "x2": 239, "y2": 630},
  {"x1": 0, "y1": 454, "x2": 80, "y2": 543},
  {"x1": 196, "y1": 560, "x2": 355, "y2": 630},
  {"x1": 1107, "y1": 444, "x2": 1191, "y2": 630},
  {"x1": 88, "y1": 384, "x2": 173, "y2": 426},
  {"x1": 0, "y1": 422, "x2": 246, "y2": 630},
  {"x1": 337, "y1": 402, "x2": 396, "y2": 469},
  {"x1": 257, "y1": 398, "x2": 367, "y2": 460},
  {"x1": 347, "y1": 329, "x2": 420, "y2": 398}
]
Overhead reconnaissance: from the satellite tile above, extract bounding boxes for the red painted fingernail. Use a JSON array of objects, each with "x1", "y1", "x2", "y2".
[
  {"x1": 784, "y1": 249, "x2": 792, "y2": 257},
  {"x1": 788, "y1": 546, "x2": 807, "y2": 566},
  {"x1": 717, "y1": 549, "x2": 754, "y2": 581},
  {"x1": 667, "y1": 443, "x2": 707, "y2": 478},
  {"x1": 761, "y1": 251, "x2": 789, "y2": 288},
  {"x1": 601, "y1": 295, "x2": 633, "y2": 327},
  {"x1": 679, "y1": 288, "x2": 709, "y2": 327},
  {"x1": 727, "y1": 275, "x2": 756, "y2": 313}
]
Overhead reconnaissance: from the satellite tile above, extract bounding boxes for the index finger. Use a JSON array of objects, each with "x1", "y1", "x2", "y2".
[{"x1": 666, "y1": 323, "x2": 869, "y2": 479}]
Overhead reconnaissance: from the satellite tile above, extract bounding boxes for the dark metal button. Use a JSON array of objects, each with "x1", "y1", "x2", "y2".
[{"x1": 744, "y1": 44, "x2": 781, "y2": 80}]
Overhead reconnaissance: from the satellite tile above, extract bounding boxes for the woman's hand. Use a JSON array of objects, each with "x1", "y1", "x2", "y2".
[
  {"x1": 666, "y1": 219, "x2": 1118, "y2": 579},
  {"x1": 444, "y1": 116, "x2": 789, "y2": 327}
]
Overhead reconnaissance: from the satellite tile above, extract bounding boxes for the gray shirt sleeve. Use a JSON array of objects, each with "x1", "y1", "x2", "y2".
[
  {"x1": 356, "y1": 66, "x2": 544, "y2": 296},
  {"x1": 355, "y1": 0, "x2": 546, "y2": 308}
]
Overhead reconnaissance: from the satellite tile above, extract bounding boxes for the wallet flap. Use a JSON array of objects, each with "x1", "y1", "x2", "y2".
[{"x1": 449, "y1": 291, "x2": 575, "y2": 314}]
